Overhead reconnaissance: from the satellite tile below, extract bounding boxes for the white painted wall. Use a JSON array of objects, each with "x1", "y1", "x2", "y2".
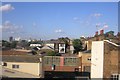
[
  {"x1": 45, "y1": 43, "x2": 54, "y2": 49},
  {"x1": 3, "y1": 62, "x2": 42, "y2": 77},
  {"x1": 59, "y1": 44, "x2": 65, "y2": 53},
  {"x1": 91, "y1": 41, "x2": 104, "y2": 78},
  {"x1": 30, "y1": 44, "x2": 41, "y2": 47}
]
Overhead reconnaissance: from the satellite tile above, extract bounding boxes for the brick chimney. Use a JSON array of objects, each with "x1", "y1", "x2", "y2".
[
  {"x1": 95, "y1": 31, "x2": 98, "y2": 36},
  {"x1": 100, "y1": 29, "x2": 104, "y2": 35}
]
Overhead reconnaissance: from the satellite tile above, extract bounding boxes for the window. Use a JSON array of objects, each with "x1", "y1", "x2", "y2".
[
  {"x1": 87, "y1": 58, "x2": 91, "y2": 61},
  {"x1": 60, "y1": 48, "x2": 64, "y2": 52},
  {"x1": 2, "y1": 62, "x2": 7, "y2": 66},
  {"x1": 12, "y1": 65, "x2": 19, "y2": 69},
  {"x1": 111, "y1": 74, "x2": 119, "y2": 80},
  {"x1": 64, "y1": 57, "x2": 80, "y2": 66},
  {"x1": 60, "y1": 44, "x2": 64, "y2": 47}
]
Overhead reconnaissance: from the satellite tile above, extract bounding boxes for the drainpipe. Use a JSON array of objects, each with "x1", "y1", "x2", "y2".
[{"x1": 39, "y1": 57, "x2": 44, "y2": 78}]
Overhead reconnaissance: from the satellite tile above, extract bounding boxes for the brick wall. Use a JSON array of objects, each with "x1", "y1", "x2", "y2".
[
  {"x1": 103, "y1": 42, "x2": 120, "y2": 78},
  {"x1": 43, "y1": 56, "x2": 81, "y2": 72}
]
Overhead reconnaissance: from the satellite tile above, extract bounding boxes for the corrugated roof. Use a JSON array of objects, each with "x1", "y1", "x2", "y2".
[{"x1": 2, "y1": 55, "x2": 42, "y2": 63}]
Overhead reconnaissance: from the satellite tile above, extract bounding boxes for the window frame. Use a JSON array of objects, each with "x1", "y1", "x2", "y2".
[{"x1": 12, "y1": 64, "x2": 19, "y2": 69}]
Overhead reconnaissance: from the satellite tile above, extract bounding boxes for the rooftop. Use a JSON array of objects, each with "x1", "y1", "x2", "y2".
[
  {"x1": 44, "y1": 40, "x2": 65, "y2": 44},
  {"x1": 2, "y1": 55, "x2": 42, "y2": 63},
  {"x1": 2, "y1": 50, "x2": 29, "y2": 55}
]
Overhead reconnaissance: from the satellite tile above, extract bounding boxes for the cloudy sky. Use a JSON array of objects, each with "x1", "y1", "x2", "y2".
[{"x1": 1, "y1": 2, "x2": 118, "y2": 40}]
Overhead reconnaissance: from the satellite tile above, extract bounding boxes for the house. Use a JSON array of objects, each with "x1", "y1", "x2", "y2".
[
  {"x1": 78, "y1": 50, "x2": 91, "y2": 73},
  {"x1": 1, "y1": 55, "x2": 44, "y2": 78},
  {"x1": 91, "y1": 40, "x2": 120, "y2": 79},
  {"x1": 82, "y1": 30, "x2": 120, "y2": 51},
  {"x1": 44, "y1": 40, "x2": 66, "y2": 53}
]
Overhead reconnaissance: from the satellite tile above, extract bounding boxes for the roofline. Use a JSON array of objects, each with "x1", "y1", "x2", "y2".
[{"x1": 103, "y1": 40, "x2": 120, "y2": 47}]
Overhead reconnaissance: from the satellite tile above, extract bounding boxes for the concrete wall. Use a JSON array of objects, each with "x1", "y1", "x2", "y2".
[
  {"x1": 91, "y1": 41, "x2": 104, "y2": 78},
  {"x1": 3, "y1": 62, "x2": 41, "y2": 76}
]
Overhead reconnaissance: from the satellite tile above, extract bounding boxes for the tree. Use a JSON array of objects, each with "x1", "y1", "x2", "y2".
[
  {"x1": 18, "y1": 40, "x2": 29, "y2": 48},
  {"x1": 105, "y1": 31, "x2": 114, "y2": 36},
  {"x1": 10, "y1": 41, "x2": 18, "y2": 48},
  {"x1": 72, "y1": 39, "x2": 82, "y2": 54},
  {"x1": 47, "y1": 51, "x2": 56, "y2": 56}
]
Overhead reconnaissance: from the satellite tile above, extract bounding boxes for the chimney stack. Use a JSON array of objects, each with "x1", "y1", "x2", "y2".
[
  {"x1": 95, "y1": 31, "x2": 98, "y2": 36},
  {"x1": 100, "y1": 29, "x2": 104, "y2": 35}
]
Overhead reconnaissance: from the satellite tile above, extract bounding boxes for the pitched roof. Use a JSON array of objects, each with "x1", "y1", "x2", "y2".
[
  {"x1": 2, "y1": 50, "x2": 29, "y2": 55},
  {"x1": 41, "y1": 45, "x2": 54, "y2": 50},
  {"x1": 2, "y1": 55, "x2": 42, "y2": 63}
]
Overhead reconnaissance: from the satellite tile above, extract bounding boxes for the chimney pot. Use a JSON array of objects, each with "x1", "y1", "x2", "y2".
[{"x1": 100, "y1": 30, "x2": 104, "y2": 35}]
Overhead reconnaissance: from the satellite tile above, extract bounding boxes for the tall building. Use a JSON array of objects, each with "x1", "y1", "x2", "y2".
[{"x1": 9, "y1": 36, "x2": 13, "y2": 42}]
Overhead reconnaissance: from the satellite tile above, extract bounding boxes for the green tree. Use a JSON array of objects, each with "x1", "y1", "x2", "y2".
[
  {"x1": 10, "y1": 41, "x2": 17, "y2": 48},
  {"x1": 105, "y1": 31, "x2": 114, "y2": 36},
  {"x1": 18, "y1": 40, "x2": 29, "y2": 48},
  {"x1": 47, "y1": 51, "x2": 56, "y2": 56},
  {"x1": 2, "y1": 40, "x2": 11, "y2": 47},
  {"x1": 72, "y1": 39, "x2": 82, "y2": 54}
]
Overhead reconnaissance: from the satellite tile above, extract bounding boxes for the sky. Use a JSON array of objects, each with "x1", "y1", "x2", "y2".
[{"x1": 1, "y1": 2, "x2": 118, "y2": 40}]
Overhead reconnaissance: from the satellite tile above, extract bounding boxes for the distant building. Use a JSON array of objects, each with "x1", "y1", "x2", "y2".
[
  {"x1": 69, "y1": 40, "x2": 74, "y2": 54},
  {"x1": 44, "y1": 40, "x2": 66, "y2": 53},
  {"x1": 91, "y1": 40, "x2": 120, "y2": 79},
  {"x1": 9, "y1": 36, "x2": 13, "y2": 42},
  {"x1": 1, "y1": 55, "x2": 44, "y2": 78},
  {"x1": 30, "y1": 44, "x2": 42, "y2": 47},
  {"x1": 14, "y1": 37, "x2": 21, "y2": 41}
]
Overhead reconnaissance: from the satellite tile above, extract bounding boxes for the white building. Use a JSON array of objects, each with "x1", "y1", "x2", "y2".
[
  {"x1": 1, "y1": 55, "x2": 44, "y2": 78},
  {"x1": 14, "y1": 37, "x2": 21, "y2": 41},
  {"x1": 91, "y1": 41, "x2": 104, "y2": 78},
  {"x1": 59, "y1": 43, "x2": 65, "y2": 53},
  {"x1": 30, "y1": 44, "x2": 42, "y2": 47}
]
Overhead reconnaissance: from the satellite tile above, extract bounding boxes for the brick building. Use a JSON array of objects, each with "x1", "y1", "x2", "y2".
[
  {"x1": 43, "y1": 56, "x2": 81, "y2": 72},
  {"x1": 91, "y1": 40, "x2": 120, "y2": 79}
]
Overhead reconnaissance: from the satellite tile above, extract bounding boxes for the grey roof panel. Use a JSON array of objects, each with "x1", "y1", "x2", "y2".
[{"x1": 2, "y1": 55, "x2": 42, "y2": 63}]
